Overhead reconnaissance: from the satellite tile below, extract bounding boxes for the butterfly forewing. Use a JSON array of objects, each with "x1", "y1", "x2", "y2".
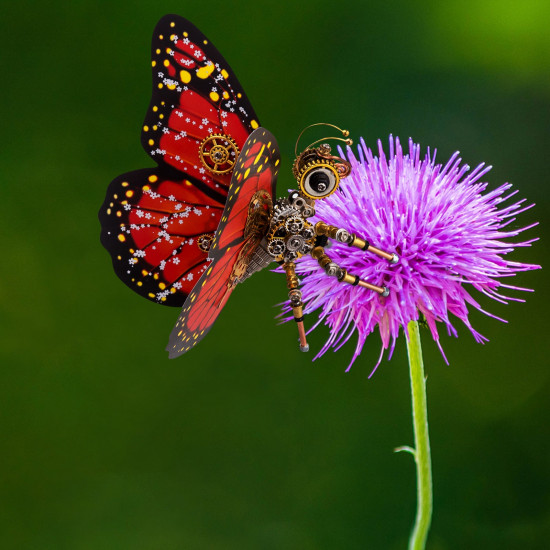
[
  {"x1": 167, "y1": 128, "x2": 280, "y2": 357},
  {"x1": 142, "y1": 14, "x2": 260, "y2": 191}
]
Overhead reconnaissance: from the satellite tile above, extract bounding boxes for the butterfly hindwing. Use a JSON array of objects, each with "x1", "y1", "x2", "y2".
[
  {"x1": 99, "y1": 167, "x2": 225, "y2": 306},
  {"x1": 167, "y1": 128, "x2": 280, "y2": 356}
]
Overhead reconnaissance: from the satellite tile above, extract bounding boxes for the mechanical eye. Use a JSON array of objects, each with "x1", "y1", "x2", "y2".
[{"x1": 300, "y1": 162, "x2": 339, "y2": 199}]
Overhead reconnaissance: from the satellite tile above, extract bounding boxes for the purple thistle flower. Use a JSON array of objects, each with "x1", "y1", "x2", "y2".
[{"x1": 289, "y1": 136, "x2": 540, "y2": 374}]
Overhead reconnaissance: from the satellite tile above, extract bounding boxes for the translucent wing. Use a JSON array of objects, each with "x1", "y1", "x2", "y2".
[
  {"x1": 99, "y1": 14, "x2": 259, "y2": 306},
  {"x1": 166, "y1": 128, "x2": 280, "y2": 357}
]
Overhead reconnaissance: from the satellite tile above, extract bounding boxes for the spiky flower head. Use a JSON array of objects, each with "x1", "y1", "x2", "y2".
[{"x1": 291, "y1": 136, "x2": 540, "y2": 373}]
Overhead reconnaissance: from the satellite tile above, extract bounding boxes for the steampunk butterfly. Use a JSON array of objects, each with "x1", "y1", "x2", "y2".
[{"x1": 99, "y1": 14, "x2": 398, "y2": 358}]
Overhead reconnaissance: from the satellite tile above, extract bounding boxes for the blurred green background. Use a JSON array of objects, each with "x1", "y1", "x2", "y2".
[{"x1": 1, "y1": 1, "x2": 548, "y2": 548}]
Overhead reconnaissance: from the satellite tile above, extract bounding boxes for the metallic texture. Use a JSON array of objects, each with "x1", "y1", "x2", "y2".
[
  {"x1": 198, "y1": 133, "x2": 239, "y2": 175},
  {"x1": 265, "y1": 193, "x2": 317, "y2": 263},
  {"x1": 244, "y1": 190, "x2": 273, "y2": 239},
  {"x1": 197, "y1": 233, "x2": 214, "y2": 252}
]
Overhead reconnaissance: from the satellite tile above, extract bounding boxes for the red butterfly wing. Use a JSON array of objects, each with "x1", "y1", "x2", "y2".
[
  {"x1": 211, "y1": 129, "x2": 280, "y2": 253},
  {"x1": 99, "y1": 15, "x2": 259, "y2": 307},
  {"x1": 99, "y1": 167, "x2": 225, "y2": 306},
  {"x1": 167, "y1": 128, "x2": 280, "y2": 357},
  {"x1": 142, "y1": 14, "x2": 260, "y2": 193}
]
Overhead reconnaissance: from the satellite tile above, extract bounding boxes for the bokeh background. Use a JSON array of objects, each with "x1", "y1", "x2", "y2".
[{"x1": 1, "y1": 1, "x2": 549, "y2": 548}]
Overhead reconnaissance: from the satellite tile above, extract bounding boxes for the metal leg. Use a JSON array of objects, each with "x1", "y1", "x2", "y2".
[
  {"x1": 315, "y1": 221, "x2": 399, "y2": 264},
  {"x1": 311, "y1": 246, "x2": 390, "y2": 296},
  {"x1": 283, "y1": 262, "x2": 309, "y2": 352}
]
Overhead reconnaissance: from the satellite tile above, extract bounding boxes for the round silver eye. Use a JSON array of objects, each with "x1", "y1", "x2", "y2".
[{"x1": 302, "y1": 166, "x2": 338, "y2": 199}]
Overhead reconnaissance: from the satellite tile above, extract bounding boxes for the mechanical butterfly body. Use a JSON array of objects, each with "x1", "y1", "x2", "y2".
[{"x1": 99, "y1": 15, "x2": 398, "y2": 358}]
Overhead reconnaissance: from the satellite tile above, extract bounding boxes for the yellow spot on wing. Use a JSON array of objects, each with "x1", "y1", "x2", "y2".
[
  {"x1": 180, "y1": 70, "x2": 191, "y2": 83},
  {"x1": 221, "y1": 69, "x2": 229, "y2": 79},
  {"x1": 210, "y1": 91, "x2": 220, "y2": 102},
  {"x1": 251, "y1": 120, "x2": 259, "y2": 129},
  {"x1": 163, "y1": 59, "x2": 170, "y2": 67},
  {"x1": 244, "y1": 168, "x2": 250, "y2": 178},
  {"x1": 118, "y1": 234, "x2": 126, "y2": 242},
  {"x1": 148, "y1": 175, "x2": 158, "y2": 183},
  {"x1": 196, "y1": 64, "x2": 215, "y2": 79},
  {"x1": 254, "y1": 145, "x2": 266, "y2": 164}
]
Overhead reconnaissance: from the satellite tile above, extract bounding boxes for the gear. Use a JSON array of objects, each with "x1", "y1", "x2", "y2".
[
  {"x1": 267, "y1": 239, "x2": 285, "y2": 257},
  {"x1": 199, "y1": 133, "x2": 239, "y2": 175},
  {"x1": 285, "y1": 217, "x2": 304, "y2": 233},
  {"x1": 197, "y1": 233, "x2": 214, "y2": 252},
  {"x1": 286, "y1": 234, "x2": 305, "y2": 252}
]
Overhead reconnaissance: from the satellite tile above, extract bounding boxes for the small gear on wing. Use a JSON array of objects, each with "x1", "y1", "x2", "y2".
[
  {"x1": 199, "y1": 133, "x2": 239, "y2": 175},
  {"x1": 197, "y1": 233, "x2": 214, "y2": 252}
]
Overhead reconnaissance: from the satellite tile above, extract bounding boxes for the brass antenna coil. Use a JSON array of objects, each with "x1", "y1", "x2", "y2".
[{"x1": 294, "y1": 123, "x2": 352, "y2": 156}]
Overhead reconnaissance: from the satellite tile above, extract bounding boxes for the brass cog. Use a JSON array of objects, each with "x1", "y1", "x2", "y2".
[
  {"x1": 199, "y1": 133, "x2": 240, "y2": 175},
  {"x1": 197, "y1": 233, "x2": 214, "y2": 252}
]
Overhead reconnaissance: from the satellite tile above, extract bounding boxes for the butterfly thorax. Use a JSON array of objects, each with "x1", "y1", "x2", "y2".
[
  {"x1": 232, "y1": 191, "x2": 317, "y2": 285},
  {"x1": 265, "y1": 192, "x2": 317, "y2": 264}
]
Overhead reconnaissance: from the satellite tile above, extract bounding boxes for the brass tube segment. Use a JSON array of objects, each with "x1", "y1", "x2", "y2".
[{"x1": 283, "y1": 262, "x2": 309, "y2": 352}]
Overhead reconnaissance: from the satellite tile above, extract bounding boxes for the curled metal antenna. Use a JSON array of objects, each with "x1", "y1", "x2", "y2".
[{"x1": 295, "y1": 123, "x2": 353, "y2": 156}]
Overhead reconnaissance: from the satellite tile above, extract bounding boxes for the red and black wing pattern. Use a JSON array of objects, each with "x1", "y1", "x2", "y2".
[
  {"x1": 99, "y1": 14, "x2": 259, "y2": 307},
  {"x1": 99, "y1": 167, "x2": 225, "y2": 306},
  {"x1": 167, "y1": 128, "x2": 280, "y2": 357},
  {"x1": 141, "y1": 14, "x2": 259, "y2": 185}
]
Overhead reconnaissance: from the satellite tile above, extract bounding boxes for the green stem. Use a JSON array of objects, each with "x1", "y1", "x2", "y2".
[{"x1": 406, "y1": 320, "x2": 433, "y2": 550}]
